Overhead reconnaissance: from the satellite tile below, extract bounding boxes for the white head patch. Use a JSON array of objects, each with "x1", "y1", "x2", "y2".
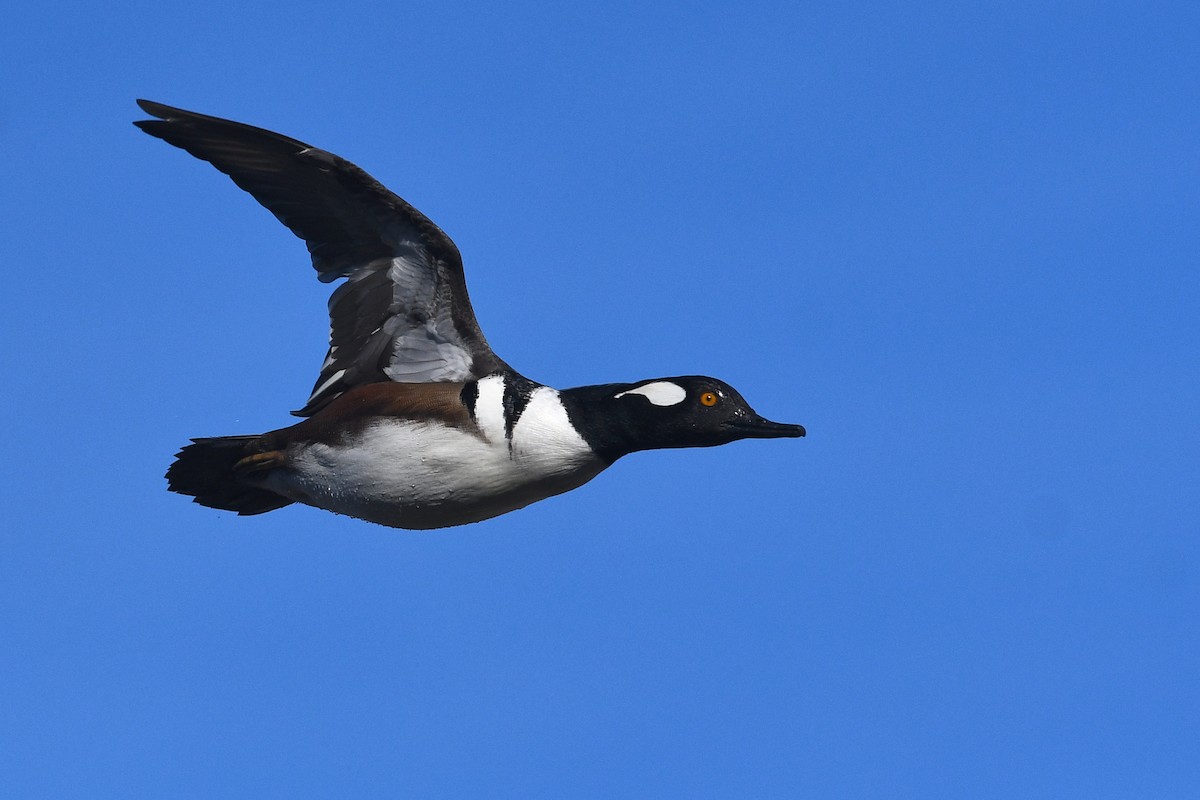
[{"x1": 614, "y1": 381, "x2": 687, "y2": 407}]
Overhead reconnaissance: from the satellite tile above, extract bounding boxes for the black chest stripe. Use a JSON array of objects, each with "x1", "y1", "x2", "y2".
[
  {"x1": 502, "y1": 376, "x2": 537, "y2": 441},
  {"x1": 460, "y1": 380, "x2": 479, "y2": 423}
]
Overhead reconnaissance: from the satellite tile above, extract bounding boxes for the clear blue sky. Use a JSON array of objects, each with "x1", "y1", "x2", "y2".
[{"x1": 3, "y1": 2, "x2": 1198, "y2": 797}]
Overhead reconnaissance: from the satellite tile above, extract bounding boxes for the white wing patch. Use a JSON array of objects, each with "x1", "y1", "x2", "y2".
[{"x1": 614, "y1": 381, "x2": 687, "y2": 406}]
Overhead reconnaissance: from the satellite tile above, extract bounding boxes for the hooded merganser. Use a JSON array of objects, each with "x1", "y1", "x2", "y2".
[{"x1": 139, "y1": 101, "x2": 804, "y2": 529}]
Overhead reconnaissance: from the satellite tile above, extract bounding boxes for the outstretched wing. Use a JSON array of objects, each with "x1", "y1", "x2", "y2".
[{"x1": 135, "y1": 100, "x2": 513, "y2": 416}]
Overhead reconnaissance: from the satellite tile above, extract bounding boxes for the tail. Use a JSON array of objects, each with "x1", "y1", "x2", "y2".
[{"x1": 166, "y1": 435, "x2": 294, "y2": 516}]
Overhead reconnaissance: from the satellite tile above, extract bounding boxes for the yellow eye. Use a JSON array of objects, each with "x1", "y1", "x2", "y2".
[{"x1": 700, "y1": 391, "x2": 718, "y2": 407}]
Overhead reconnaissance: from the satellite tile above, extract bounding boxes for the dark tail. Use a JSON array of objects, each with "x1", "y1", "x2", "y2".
[{"x1": 166, "y1": 435, "x2": 294, "y2": 516}]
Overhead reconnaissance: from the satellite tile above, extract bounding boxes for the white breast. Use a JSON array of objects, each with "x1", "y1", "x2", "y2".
[{"x1": 261, "y1": 385, "x2": 606, "y2": 529}]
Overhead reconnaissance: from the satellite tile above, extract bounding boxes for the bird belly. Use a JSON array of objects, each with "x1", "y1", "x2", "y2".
[{"x1": 260, "y1": 419, "x2": 605, "y2": 529}]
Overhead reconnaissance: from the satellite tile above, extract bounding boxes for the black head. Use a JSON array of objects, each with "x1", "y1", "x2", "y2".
[{"x1": 560, "y1": 376, "x2": 805, "y2": 463}]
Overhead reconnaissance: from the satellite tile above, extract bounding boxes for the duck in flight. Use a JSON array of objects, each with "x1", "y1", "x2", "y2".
[{"x1": 138, "y1": 100, "x2": 805, "y2": 530}]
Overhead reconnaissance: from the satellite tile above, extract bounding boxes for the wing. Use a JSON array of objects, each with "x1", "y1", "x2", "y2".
[{"x1": 135, "y1": 100, "x2": 513, "y2": 416}]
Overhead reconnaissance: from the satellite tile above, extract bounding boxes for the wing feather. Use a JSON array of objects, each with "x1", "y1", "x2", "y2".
[{"x1": 135, "y1": 100, "x2": 513, "y2": 415}]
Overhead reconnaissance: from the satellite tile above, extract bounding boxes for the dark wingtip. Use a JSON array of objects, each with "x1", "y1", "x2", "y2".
[
  {"x1": 135, "y1": 100, "x2": 225, "y2": 135},
  {"x1": 133, "y1": 100, "x2": 179, "y2": 137},
  {"x1": 136, "y1": 99, "x2": 189, "y2": 119},
  {"x1": 135, "y1": 99, "x2": 166, "y2": 124}
]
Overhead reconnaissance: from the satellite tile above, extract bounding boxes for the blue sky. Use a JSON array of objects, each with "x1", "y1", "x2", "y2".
[{"x1": 2, "y1": 1, "x2": 1198, "y2": 797}]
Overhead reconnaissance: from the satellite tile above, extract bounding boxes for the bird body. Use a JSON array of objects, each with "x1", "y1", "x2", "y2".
[
  {"x1": 254, "y1": 378, "x2": 604, "y2": 529},
  {"x1": 139, "y1": 101, "x2": 804, "y2": 530}
]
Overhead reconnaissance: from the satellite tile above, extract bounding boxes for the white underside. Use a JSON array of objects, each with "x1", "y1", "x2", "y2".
[{"x1": 258, "y1": 385, "x2": 606, "y2": 529}]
